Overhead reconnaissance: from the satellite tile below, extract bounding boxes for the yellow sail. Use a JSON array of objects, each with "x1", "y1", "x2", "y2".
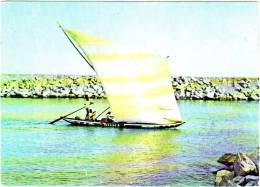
[{"x1": 64, "y1": 28, "x2": 182, "y2": 124}]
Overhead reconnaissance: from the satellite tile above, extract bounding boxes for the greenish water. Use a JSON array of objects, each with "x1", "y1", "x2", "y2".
[{"x1": 1, "y1": 98, "x2": 259, "y2": 186}]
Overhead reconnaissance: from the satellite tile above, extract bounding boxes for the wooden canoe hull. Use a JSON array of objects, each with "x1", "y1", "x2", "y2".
[{"x1": 63, "y1": 118, "x2": 185, "y2": 129}]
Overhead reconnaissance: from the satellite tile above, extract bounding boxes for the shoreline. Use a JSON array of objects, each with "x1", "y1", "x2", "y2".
[{"x1": 0, "y1": 74, "x2": 259, "y2": 100}]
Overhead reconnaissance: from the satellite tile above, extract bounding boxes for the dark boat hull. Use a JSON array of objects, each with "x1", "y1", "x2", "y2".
[{"x1": 63, "y1": 118, "x2": 185, "y2": 129}]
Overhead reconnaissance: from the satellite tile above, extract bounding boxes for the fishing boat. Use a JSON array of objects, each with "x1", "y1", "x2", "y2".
[
  {"x1": 49, "y1": 24, "x2": 185, "y2": 129},
  {"x1": 62, "y1": 118, "x2": 184, "y2": 129}
]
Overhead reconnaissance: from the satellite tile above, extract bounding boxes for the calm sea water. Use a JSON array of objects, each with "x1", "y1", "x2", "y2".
[{"x1": 1, "y1": 98, "x2": 259, "y2": 186}]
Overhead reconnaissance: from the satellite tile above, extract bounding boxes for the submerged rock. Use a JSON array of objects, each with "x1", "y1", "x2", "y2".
[{"x1": 233, "y1": 153, "x2": 258, "y2": 176}]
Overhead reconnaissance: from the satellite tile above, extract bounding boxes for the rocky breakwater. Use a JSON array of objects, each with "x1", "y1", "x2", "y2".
[
  {"x1": 172, "y1": 77, "x2": 259, "y2": 100},
  {"x1": 0, "y1": 75, "x2": 105, "y2": 98},
  {"x1": 0, "y1": 74, "x2": 259, "y2": 100},
  {"x1": 214, "y1": 152, "x2": 259, "y2": 186}
]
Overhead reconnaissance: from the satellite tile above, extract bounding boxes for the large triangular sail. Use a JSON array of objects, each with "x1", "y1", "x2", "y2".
[{"x1": 61, "y1": 27, "x2": 183, "y2": 125}]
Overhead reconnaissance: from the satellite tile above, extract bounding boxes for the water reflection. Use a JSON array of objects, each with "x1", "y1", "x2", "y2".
[{"x1": 93, "y1": 129, "x2": 182, "y2": 184}]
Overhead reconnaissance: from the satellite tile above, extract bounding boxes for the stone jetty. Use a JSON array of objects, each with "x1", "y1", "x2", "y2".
[
  {"x1": 0, "y1": 74, "x2": 259, "y2": 100},
  {"x1": 214, "y1": 152, "x2": 259, "y2": 186}
]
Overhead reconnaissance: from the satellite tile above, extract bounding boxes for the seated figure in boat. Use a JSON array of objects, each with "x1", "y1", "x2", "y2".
[
  {"x1": 106, "y1": 111, "x2": 114, "y2": 122},
  {"x1": 75, "y1": 116, "x2": 81, "y2": 120},
  {"x1": 85, "y1": 108, "x2": 90, "y2": 120},
  {"x1": 88, "y1": 109, "x2": 96, "y2": 121}
]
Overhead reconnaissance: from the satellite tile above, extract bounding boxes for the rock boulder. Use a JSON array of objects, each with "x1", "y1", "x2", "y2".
[
  {"x1": 245, "y1": 175, "x2": 259, "y2": 183},
  {"x1": 215, "y1": 169, "x2": 234, "y2": 186},
  {"x1": 233, "y1": 153, "x2": 258, "y2": 176},
  {"x1": 232, "y1": 176, "x2": 246, "y2": 186},
  {"x1": 218, "y1": 153, "x2": 237, "y2": 166}
]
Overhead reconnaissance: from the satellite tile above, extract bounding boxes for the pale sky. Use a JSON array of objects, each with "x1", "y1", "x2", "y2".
[{"x1": 1, "y1": 2, "x2": 259, "y2": 77}]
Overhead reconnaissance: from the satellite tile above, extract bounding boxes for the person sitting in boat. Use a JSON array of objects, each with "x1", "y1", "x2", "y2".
[
  {"x1": 88, "y1": 109, "x2": 96, "y2": 121},
  {"x1": 106, "y1": 111, "x2": 114, "y2": 122},
  {"x1": 75, "y1": 116, "x2": 81, "y2": 120},
  {"x1": 85, "y1": 108, "x2": 90, "y2": 120}
]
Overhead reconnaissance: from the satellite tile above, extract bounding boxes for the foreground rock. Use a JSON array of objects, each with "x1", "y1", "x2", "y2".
[
  {"x1": 245, "y1": 175, "x2": 259, "y2": 186},
  {"x1": 218, "y1": 153, "x2": 237, "y2": 166},
  {"x1": 0, "y1": 74, "x2": 259, "y2": 100},
  {"x1": 215, "y1": 170, "x2": 234, "y2": 186},
  {"x1": 234, "y1": 153, "x2": 258, "y2": 176},
  {"x1": 215, "y1": 152, "x2": 259, "y2": 186},
  {"x1": 232, "y1": 176, "x2": 246, "y2": 186}
]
